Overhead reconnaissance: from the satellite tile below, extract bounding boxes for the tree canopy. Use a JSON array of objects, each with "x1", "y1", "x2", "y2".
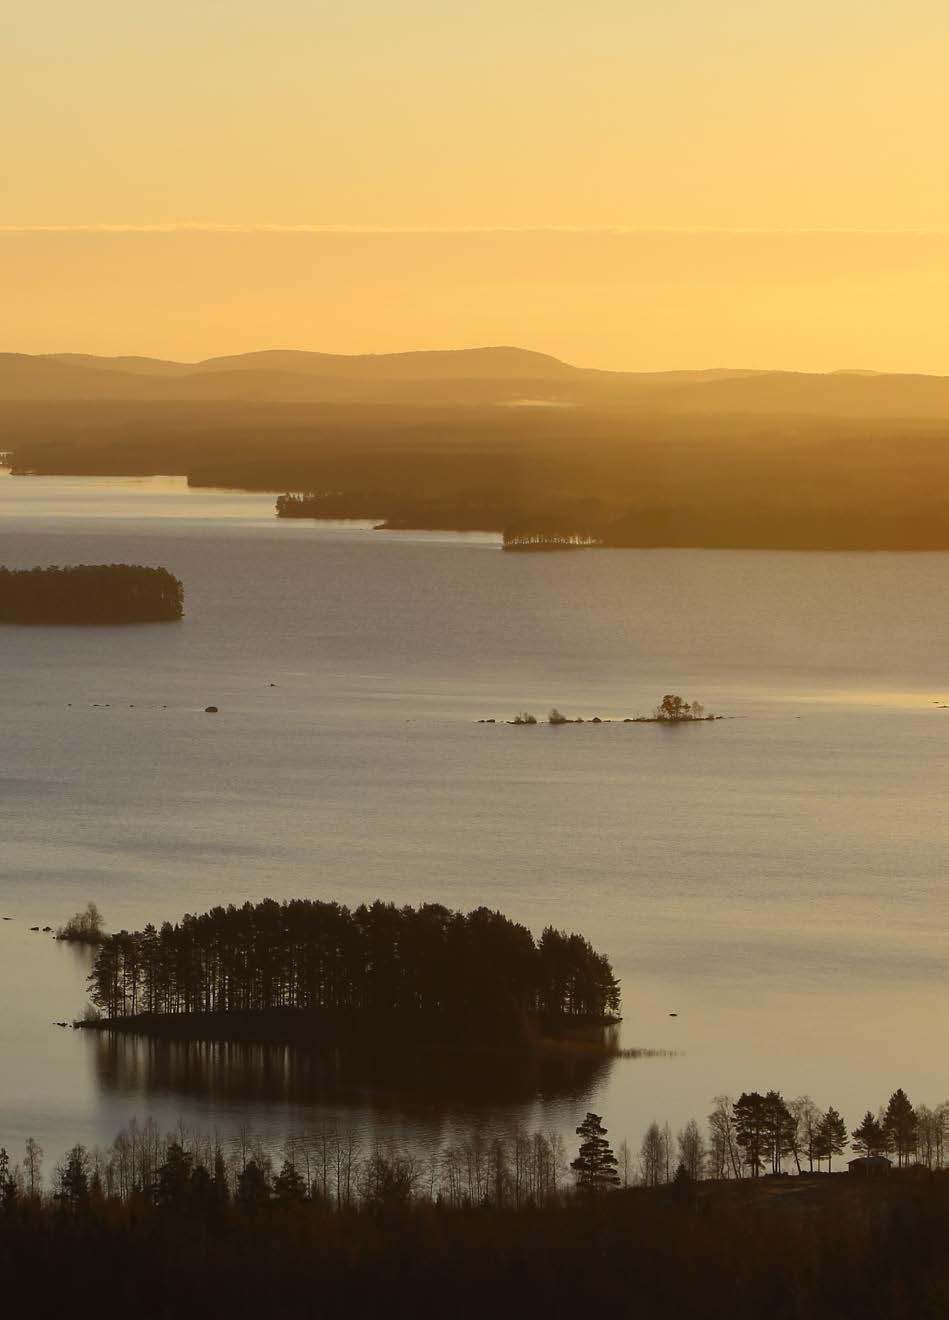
[
  {"x1": 851, "y1": 1112, "x2": 887, "y2": 1159},
  {"x1": 0, "y1": 564, "x2": 183, "y2": 624},
  {"x1": 571, "y1": 1113, "x2": 620, "y2": 1192},
  {"x1": 87, "y1": 898, "x2": 620, "y2": 1026},
  {"x1": 56, "y1": 902, "x2": 106, "y2": 945},
  {"x1": 882, "y1": 1089, "x2": 917, "y2": 1168}
]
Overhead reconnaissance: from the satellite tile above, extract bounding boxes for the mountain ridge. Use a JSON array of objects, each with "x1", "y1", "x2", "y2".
[{"x1": 0, "y1": 349, "x2": 946, "y2": 416}]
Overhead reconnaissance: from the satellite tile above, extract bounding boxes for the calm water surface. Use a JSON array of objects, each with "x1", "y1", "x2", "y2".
[{"x1": 2, "y1": 472, "x2": 948, "y2": 1167}]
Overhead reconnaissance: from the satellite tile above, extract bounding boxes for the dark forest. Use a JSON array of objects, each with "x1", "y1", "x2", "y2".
[
  {"x1": 85, "y1": 899, "x2": 621, "y2": 1041},
  {"x1": 0, "y1": 564, "x2": 183, "y2": 624},
  {"x1": 8, "y1": 394, "x2": 949, "y2": 550},
  {"x1": 2, "y1": 1118, "x2": 949, "y2": 1320}
]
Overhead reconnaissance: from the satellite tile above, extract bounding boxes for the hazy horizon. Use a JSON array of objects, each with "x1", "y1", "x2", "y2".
[
  {"x1": 10, "y1": 343, "x2": 949, "y2": 378},
  {"x1": 6, "y1": 1, "x2": 949, "y2": 375},
  {"x1": 3, "y1": 228, "x2": 948, "y2": 374}
]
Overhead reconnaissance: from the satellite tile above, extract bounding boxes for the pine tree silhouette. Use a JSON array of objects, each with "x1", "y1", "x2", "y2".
[{"x1": 570, "y1": 1113, "x2": 620, "y2": 1192}]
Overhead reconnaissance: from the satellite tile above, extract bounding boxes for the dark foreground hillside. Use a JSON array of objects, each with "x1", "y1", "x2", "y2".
[{"x1": 2, "y1": 1173, "x2": 948, "y2": 1319}]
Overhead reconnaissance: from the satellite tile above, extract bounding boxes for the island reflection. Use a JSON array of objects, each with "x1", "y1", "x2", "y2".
[{"x1": 87, "y1": 1025, "x2": 625, "y2": 1114}]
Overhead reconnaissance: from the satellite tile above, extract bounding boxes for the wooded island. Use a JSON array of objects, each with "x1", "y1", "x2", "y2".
[
  {"x1": 82, "y1": 898, "x2": 620, "y2": 1054},
  {"x1": 0, "y1": 564, "x2": 183, "y2": 624}
]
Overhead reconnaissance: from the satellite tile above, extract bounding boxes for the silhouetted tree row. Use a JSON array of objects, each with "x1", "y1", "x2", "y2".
[
  {"x1": 664, "y1": 1087, "x2": 942, "y2": 1183},
  {"x1": 0, "y1": 1117, "x2": 569, "y2": 1216},
  {"x1": 850, "y1": 1089, "x2": 923, "y2": 1167},
  {"x1": 6, "y1": 1116, "x2": 949, "y2": 1320},
  {"x1": 503, "y1": 525, "x2": 604, "y2": 550},
  {"x1": 0, "y1": 564, "x2": 183, "y2": 623},
  {"x1": 87, "y1": 899, "x2": 620, "y2": 1024},
  {"x1": 276, "y1": 491, "x2": 386, "y2": 519},
  {"x1": 505, "y1": 506, "x2": 949, "y2": 553},
  {"x1": 2, "y1": 1085, "x2": 944, "y2": 1228},
  {"x1": 561, "y1": 1089, "x2": 942, "y2": 1195}
]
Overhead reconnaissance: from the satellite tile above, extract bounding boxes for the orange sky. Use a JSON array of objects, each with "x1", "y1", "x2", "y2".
[
  {"x1": 3, "y1": 2, "x2": 948, "y2": 370},
  {"x1": 1, "y1": 228, "x2": 946, "y2": 373}
]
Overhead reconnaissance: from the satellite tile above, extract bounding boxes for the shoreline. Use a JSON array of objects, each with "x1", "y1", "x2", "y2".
[{"x1": 74, "y1": 1007, "x2": 625, "y2": 1062}]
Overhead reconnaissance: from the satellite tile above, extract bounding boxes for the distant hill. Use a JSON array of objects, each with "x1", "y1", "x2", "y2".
[
  {"x1": 651, "y1": 370, "x2": 949, "y2": 419},
  {"x1": 0, "y1": 348, "x2": 946, "y2": 417},
  {"x1": 46, "y1": 353, "x2": 194, "y2": 377},
  {"x1": 6, "y1": 352, "x2": 949, "y2": 549},
  {"x1": 1, "y1": 348, "x2": 583, "y2": 405},
  {"x1": 188, "y1": 347, "x2": 579, "y2": 380}
]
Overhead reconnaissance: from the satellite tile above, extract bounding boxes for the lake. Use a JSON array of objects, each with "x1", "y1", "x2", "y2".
[{"x1": 2, "y1": 470, "x2": 948, "y2": 1172}]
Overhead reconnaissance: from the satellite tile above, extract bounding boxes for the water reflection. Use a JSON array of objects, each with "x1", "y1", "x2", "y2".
[{"x1": 89, "y1": 1028, "x2": 620, "y2": 1115}]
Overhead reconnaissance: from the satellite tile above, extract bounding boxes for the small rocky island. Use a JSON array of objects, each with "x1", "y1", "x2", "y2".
[
  {"x1": 481, "y1": 695, "x2": 722, "y2": 725},
  {"x1": 55, "y1": 901, "x2": 106, "y2": 945},
  {"x1": 0, "y1": 564, "x2": 183, "y2": 624}
]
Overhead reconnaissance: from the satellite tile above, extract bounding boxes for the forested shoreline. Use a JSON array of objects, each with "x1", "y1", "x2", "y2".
[
  {"x1": 84, "y1": 900, "x2": 620, "y2": 1050},
  {"x1": 0, "y1": 564, "x2": 183, "y2": 624},
  {"x1": 10, "y1": 387, "x2": 949, "y2": 552},
  {"x1": 2, "y1": 1089, "x2": 949, "y2": 1319},
  {"x1": 277, "y1": 488, "x2": 949, "y2": 550}
]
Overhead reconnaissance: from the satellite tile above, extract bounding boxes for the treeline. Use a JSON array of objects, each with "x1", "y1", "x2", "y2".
[
  {"x1": 631, "y1": 1087, "x2": 946, "y2": 1186},
  {"x1": 280, "y1": 492, "x2": 949, "y2": 551},
  {"x1": 503, "y1": 530, "x2": 605, "y2": 550},
  {"x1": 0, "y1": 564, "x2": 183, "y2": 624},
  {"x1": 4, "y1": 1116, "x2": 949, "y2": 1318},
  {"x1": 11, "y1": 395, "x2": 949, "y2": 551},
  {"x1": 0, "y1": 1118, "x2": 568, "y2": 1214},
  {"x1": 503, "y1": 505, "x2": 949, "y2": 552},
  {"x1": 275, "y1": 488, "x2": 514, "y2": 532},
  {"x1": 276, "y1": 490, "x2": 387, "y2": 521},
  {"x1": 1, "y1": 1085, "x2": 944, "y2": 1220},
  {"x1": 86, "y1": 898, "x2": 620, "y2": 1028}
]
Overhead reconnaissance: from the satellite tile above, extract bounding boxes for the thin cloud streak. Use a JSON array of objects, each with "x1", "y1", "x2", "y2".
[{"x1": 2, "y1": 225, "x2": 949, "y2": 237}]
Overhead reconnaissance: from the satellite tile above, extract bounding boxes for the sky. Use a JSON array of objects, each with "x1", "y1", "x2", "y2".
[{"x1": 2, "y1": 1, "x2": 947, "y2": 369}]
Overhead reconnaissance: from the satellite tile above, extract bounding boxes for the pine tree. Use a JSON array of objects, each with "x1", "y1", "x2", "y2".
[
  {"x1": 212, "y1": 1148, "x2": 230, "y2": 1204},
  {"x1": 733, "y1": 1093, "x2": 769, "y2": 1177},
  {"x1": 237, "y1": 1160, "x2": 271, "y2": 1212},
  {"x1": 273, "y1": 1159, "x2": 307, "y2": 1204},
  {"x1": 762, "y1": 1091, "x2": 795, "y2": 1174},
  {"x1": 570, "y1": 1113, "x2": 620, "y2": 1192},
  {"x1": 156, "y1": 1142, "x2": 194, "y2": 1207},
  {"x1": 882, "y1": 1089, "x2": 917, "y2": 1168},
  {"x1": 851, "y1": 1112, "x2": 886, "y2": 1160},
  {"x1": 817, "y1": 1108, "x2": 848, "y2": 1172},
  {"x1": 58, "y1": 1146, "x2": 90, "y2": 1205}
]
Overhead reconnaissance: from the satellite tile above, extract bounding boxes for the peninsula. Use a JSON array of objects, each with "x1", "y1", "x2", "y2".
[{"x1": 8, "y1": 349, "x2": 949, "y2": 552}]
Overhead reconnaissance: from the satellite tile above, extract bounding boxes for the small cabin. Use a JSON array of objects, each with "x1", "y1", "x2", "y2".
[{"x1": 847, "y1": 1155, "x2": 892, "y2": 1175}]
